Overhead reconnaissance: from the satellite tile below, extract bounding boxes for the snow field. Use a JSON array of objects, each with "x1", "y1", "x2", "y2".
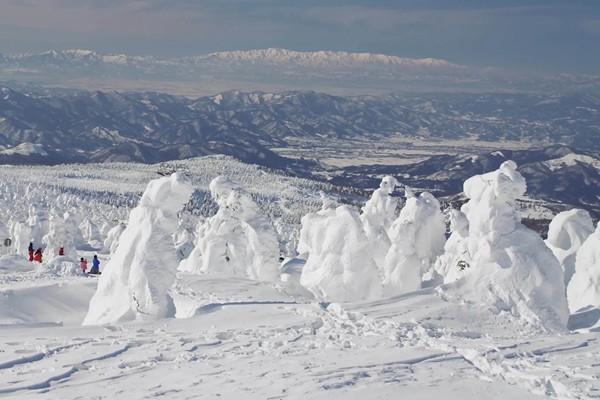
[{"x1": 0, "y1": 157, "x2": 600, "y2": 398}]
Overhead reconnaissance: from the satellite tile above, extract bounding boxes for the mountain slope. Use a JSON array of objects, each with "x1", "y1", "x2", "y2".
[
  {"x1": 1, "y1": 88, "x2": 599, "y2": 166},
  {"x1": 333, "y1": 146, "x2": 600, "y2": 219}
]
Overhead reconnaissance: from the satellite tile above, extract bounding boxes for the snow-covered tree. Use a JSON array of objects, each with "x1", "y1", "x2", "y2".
[
  {"x1": 103, "y1": 222, "x2": 126, "y2": 254},
  {"x1": 383, "y1": 190, "x2": 446, "y2": 295},
  {"x1": 42, "y1": 211, "x2": 77, "y2": 261},
  {"x1": 84, "y1": 173, "x2": 193, "y2": 325},
  {"x1": 27, "y1": 205, "x2": 48, "y2": 248},
  {"x1": 173, "y1": 222, "x2": 195, "y2": 262},
  {"x1": 298, "y1": 200, "x2": 382, "y2": 302},
  {"x1": 434, "y1": 208, "x2": 470, "y2": 283},
  {"x1": 10, "y1": 220, "x2": 31, "y2": 257},
  {"x1": 567, "y1": 223, "x2": 600, "y2": 312},
  {"x1": 545, "y1": 209, "x2": 594, "y2": 288},
  {"x1": 64, "y1": 210, "x2": 86, "y2": 250},
  {"x1": 444, "y1": 161, "x2": 568, "y2": 330},
  {"x1": 360, "y1": 176, "x2": 399, "y2": 270},
  {"x1": 80, "y1": 218, "x2": 103, "y2": 249},
  {"x1": 179, "y1": 176, "x2": 280, "y2": 281}
]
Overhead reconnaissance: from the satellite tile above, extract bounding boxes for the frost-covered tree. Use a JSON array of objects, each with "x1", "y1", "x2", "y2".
[
  {"x1": 84, "y1": 173, "x2": 193, "y2": 325},
  {"x1": 360, "y1": 176, "x2": 399, "y2": 270},
  {"x1": 545, "y1": 209, "x2": 594, "y2": 288},
  {"x1": 42, "y1": 211, "x2": 77, "y2": 261},
  {"x1": 64, "y1": 210, "x2": 86, "y2": 250},
  {"x1": 298, "y1": 200, "x2": 382, "y2": 302},
  {"x1": 27, "y1": 205, "x2": 48, "y2": 248},
  {"x1": 567, "y1": 223, "x2": 600, "y2": 312},
  {"x1": 80, "y1": 218, "x2": 103, "y2": 249},
  {"x1": 179, "y1": 176, "x2": 280, "y2": 281},
  {"x1": 10, "y1": 221, "x2": 32, "y2": 256},
  {"x1": 383, "y1": 189, "x2": 446, "y2": 295},
  {"x1": 444, "y1": 161, "x2": 568, "y2": 330},
  {"x1": 434, "y1": 208, "x2": 470, "y2": 283},
  {"x1": 173, "y1": 222, "x2": 195, "y2": 262},
  {"x1": 103, "y1": 222, "x2": 126, "y2": 254}
]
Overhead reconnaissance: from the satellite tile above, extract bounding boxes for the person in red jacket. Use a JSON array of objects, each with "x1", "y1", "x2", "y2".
[
  {"x1": 58, "y1": 247, "x2": 64, "y2": 256},
  {"x1": 79, "y1": 257, "x2": 88, "y2": 274},
  {"x1": 28, "y1": 242, "x2": 34, "y2": 262},
  {"x1": 33, "y1": 248, "x2": 43, "y2": 263}
]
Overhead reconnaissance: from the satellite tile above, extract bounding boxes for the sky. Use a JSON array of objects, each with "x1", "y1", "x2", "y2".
[{"x1": 0, "y1": 0, "x2": 599, "y2": 74}]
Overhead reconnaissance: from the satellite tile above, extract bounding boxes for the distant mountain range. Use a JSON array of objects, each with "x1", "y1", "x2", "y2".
[
  {"x1": 1, "y1": 87, "x2": 599, "y2": 164},
  {"x1": 1, "y1": 48, "x2": 599, "y2": 95},
  {"x1": 1, "y1": 86, "x2": 599, "y2": 218}
]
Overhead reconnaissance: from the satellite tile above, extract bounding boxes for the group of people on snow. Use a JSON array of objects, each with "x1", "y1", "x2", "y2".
[
  {"x1": 79, "y1": 255, "x2": 100, "y2": 275},
  {"x1": 28, "y1": 242, "x2": 43, "y2": 263},
  {"x1": 26, "y1": 241, "x2": 101, "y2": 274}
]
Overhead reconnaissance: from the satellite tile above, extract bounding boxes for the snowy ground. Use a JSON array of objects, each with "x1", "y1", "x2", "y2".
[{"x1": 1, "y1": 262, "x2": 599, "y2": 399}]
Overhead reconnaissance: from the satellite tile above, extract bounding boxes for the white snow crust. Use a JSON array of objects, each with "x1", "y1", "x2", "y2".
[{"x1": 0, "y1": 157, "x2": 599, "y2": 399}]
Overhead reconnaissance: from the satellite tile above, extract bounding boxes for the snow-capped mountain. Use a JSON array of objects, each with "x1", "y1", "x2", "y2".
[
  {"x1": 194, "y1": 48, "x2": 457, "y2": 68},
  {"x1": 2, "y1": 48, "x2": 599, "y2": 94}
]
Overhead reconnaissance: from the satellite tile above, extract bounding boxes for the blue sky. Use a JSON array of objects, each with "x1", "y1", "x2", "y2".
[{"x1": 1, "y1": 0, "x2": 599, "y2": 73}]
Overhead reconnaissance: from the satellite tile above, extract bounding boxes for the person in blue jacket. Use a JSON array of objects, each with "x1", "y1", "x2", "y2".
[{"x1": 90, "y1": 255, "x2": 101, "y2": 274}]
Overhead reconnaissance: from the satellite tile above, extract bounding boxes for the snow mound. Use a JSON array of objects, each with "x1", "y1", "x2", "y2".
[
  {"x1": 567, "y1": 223, "x2": 600, "y2": 312},
  {"x1": 545, "y1": 209, "x2": 594, "y2": 287},
  {"x1": 84, "y1": 173, "x2": 193, "y2": 325},
  {"x1": 179, "y1": 176, "x2": 280, "y2": 281},
  {"x1": 42, "y1": 255, "x2": 80, "y2": 276},
  {"x1": 0, "y1": 254, "x2": 34, "y2": 272},
  {"x1": 443, "y1": 161, "x2": 568, "y2": 331},
  {"x1": 383, "y1": 190, "x2": 446, "y2": 294},
  {"x1": 0, "y1": 281, "x2": 97, "y2": 326},
  {"x1": 298, "y1": 203, "x2": 382, "y2": 302}
]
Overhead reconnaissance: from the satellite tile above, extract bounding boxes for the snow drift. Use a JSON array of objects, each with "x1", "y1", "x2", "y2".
[{"x1": 84, "y1": 173, "x2": 193, "y2": 325}]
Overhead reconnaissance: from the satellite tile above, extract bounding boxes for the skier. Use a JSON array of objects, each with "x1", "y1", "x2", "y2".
[
  {"x1": 59, "y1": 247, "x2": 64, "y2": 256},
  {"x1": 80, "y1": 257, "x2": 88, "y2": 274},
  {"x1": 28, "y1": 242, "x2": 34, "y2": 262},
  {"x1": 90, "y1": 255, "x2": 100, "y2": 274},
  {"x1": 33, "y1": 248, "x2": 43, "y2": 263}
]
